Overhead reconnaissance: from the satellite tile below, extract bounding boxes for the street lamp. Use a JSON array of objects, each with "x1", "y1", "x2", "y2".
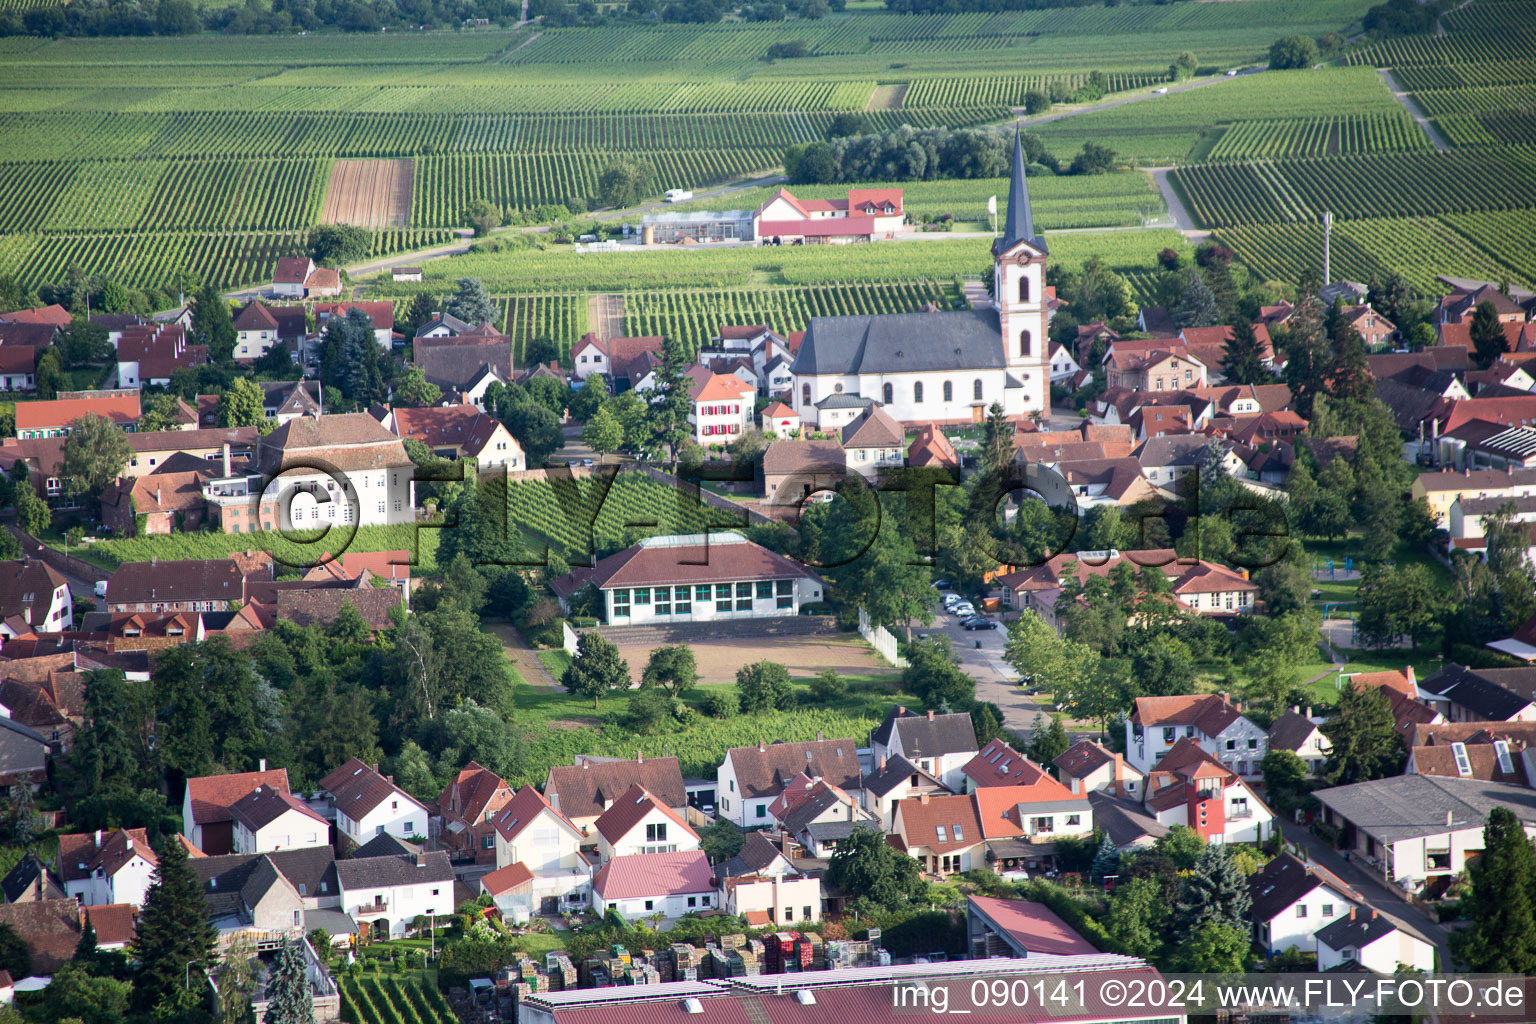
[{"x1": 185, "y1": 959, "x2": 203, "y2": 991}]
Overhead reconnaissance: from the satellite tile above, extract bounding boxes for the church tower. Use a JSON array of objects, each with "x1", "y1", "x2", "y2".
[{"x1": 993, "y1": 129, "x2": 1051, "y2": 416}]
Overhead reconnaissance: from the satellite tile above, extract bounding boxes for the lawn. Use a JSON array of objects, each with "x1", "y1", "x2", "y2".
[{"x1": 536, "y1": 649, "x2": 572, "y2": 679}]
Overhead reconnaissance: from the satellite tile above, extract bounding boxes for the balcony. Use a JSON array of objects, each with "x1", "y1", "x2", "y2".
[
  {"x1": 1229, "y1": 807, "x2": 1254, "y2": 820},
  {"x1": 354, "y1": 902, "x2": 389, "y2": 918}
]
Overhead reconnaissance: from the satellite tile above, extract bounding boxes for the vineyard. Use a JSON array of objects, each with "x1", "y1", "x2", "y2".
[
  {"x1": 504, "y1": 294, "x2": 588, "y2": 362},
  {"x1": 1205, "y1": 113, "x2": 1429, "y2": 161},
  {"x1": 339, "y1": 975, "x2": 456, "y2": 1024},
  {"x1": 66, "y1": 522, "x2": 440, "y2": 573}
]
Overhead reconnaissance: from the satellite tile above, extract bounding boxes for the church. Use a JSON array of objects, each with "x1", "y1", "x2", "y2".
[{"x1": 788, "y1": 131, "x2": 1051, "y2": 428}]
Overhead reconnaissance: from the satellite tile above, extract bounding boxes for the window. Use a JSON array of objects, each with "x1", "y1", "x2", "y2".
[
  {"x1": 942, "y1": 381, "x2": 953, "y2": 402},
  {"x1": 1248, "y1": 738, "x2": 1259, "y2": 749},
  {"x1": 1031, "y1": 816, "x2": 1054, "y2": 833},
  {"x1": 1019, "y1": 330, "x2": 1032, "y2": 357},
  {"x1": 376, "y1": 825, "x2": 385, "y2": 836},
  {"x1": 645, "y1": 900, "x2": 654, "y2": 911},
  {"x1": 756, "y1": 581, "x2": 773, "y2": 599},
  {"x1": 634, "y1": 587, "x2": 651, "y2": 605},
  {"x1": 482, "y1": 835, "x2": 495, "y2": 850},
  {"x1": 716, "y1": 583, "x2": 732, "y2": 601},
  {"x1": 1018, "y1": 277, "x2": 1030, "y2": 303},
  {"x1": 802, "y1": 384, "x2": 811, "y2": 406},
  {"x1": 676, "y1": 589, "x2": 691, "y2": 614},
  {"x1": 1322, "y1": 904, "x2": 1335, "y2": 917},
  {"x1": 687, "y1": 897, "x2": 697, "y2": 908},
  {"x1": 1226, "y1": 739, "x2": 1236, "y2": 750},
  {"x1": 655, "y1": 586, "x2": 671, "y2": 615},
  {"x1": 973, "y1": 379, "x2": 982, "y2": 401},
  {"x1": 756, "y1": 804, "x2": 767, "y2": 818},
  {"x1": 696, "y1": 585, "x2": 712, "y2": 602},
  {"x1": 702, "y1": 895, "x2": 710, "y2": 905},
  {"x1": 883, "y1": 382, "x2": 893, "y2": 403},
  {"x1": 936, "y1": 825, "x2": 947, "y2": 842},
  {"x1": 613, "y1": 589, "x2": 631, "y2": 616},
  {"x1": 784, "y1": 907, "x2": 794, "y2": 921},
  {"x1": 1066, "y1": 814, "x2": 1081, "y2": 826},
  {"x1": 646, "y1": 823, "x2": 668, "y2": 842},
  {"x1": 1297, "y1": 905, "x2": 1308, "y2": 918},
  {"x1": 1162, "y1": 727, "x2": 1176, "y2": 743},
  {"x1": 914, "y1": 382, "x2": 924, "y2": 403}
]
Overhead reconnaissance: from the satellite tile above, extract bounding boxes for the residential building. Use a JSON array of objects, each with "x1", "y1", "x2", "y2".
[
  {"x1": 230, "y1": 785, "x2": 330, "y2": 854},
  {"x1": 0, "y1": 853, "x2": 64, "y2": 904},
  {"x1": 1417, "y1": 662, "x2": 1536, "y2": 723},
  {"x1": 1267, "y1": 708, "x2": 1331, "y2": 776},
  {"x1": 116, "y1": 324, "x2": 207, "y2": 388},
  {"x1": 1407, "y1": 721, "x2": 1536, "y2": 785},
  {"x1": 570, "y1": 334, "x2": 663, "y2": 388},
  {"x1": 1126, "y1": 693, "x2": 1268, "y2": 778},
  {"x1": 13, "y1": 392, "x2": 140, "y2": 439},
  {"x1": 870, "y1": 706, "x2": 979, "y2": 791},
  {"x1": 789, "y1": 134, "x2": 1048, "y2": 425},
  {"x1": 272, "y1": 257, "x2": 317, "y2": 299},
  {"x1": 1053, "y1": 458, "x2": 1162, "y2": 509},
  {"x1": 590, "y1": 850, "x2": 715, "y2": 922},
  {"x1": 1315, "y1": 909, "x2": 1437, "y2": 973},
  {"x1": 302, "y1": 550, "x2": 411, "y2": 590},
  {"x1": 1052, "y1": 740, "x2": 1143, "y2": 798},
  {"x1": 315, "y1": 301, "x2": 394, "y2": 350},
  {"x1": 687, "y1": 370, "x2": 754, "y2": 446},
  {"x1": 717, "y1": 736, "x2": 861, "y2": 827},
  {"x1": 413, "y1": 325, "x2": 513, "y2": 392},
  {"x1": 319, "y1": 758, "x2": 431, "y2": 846},
  {"x1": 435, "y1": 761, "x2": 515, "y2": 865},
  {"x1": 0, "y1": 304, "x2": 70, "y2": 328},
  {"x1": 967, "y1": 896, "x2": 1098, "y2": 959},
  {"x1": 974, "y1": 781, "x2": 1094, "y2": 877},
  {"x1": 492, "y1": 786, "x2": 590, "y2": 912},
  {"x1": 1177, "y1": 325, "x2": 1274, "y2": 376},
  {"x1": 908, "y1": 422, "x2": 960, "y2": 471},
  {"x1": 759, "y1": 439, "x2": 845, "y2": 504},
  {"x1": 1142, "y1": 739, "x2": 1275, "y2": 844},
  {"x1": 839, "y1": 404, "x2": 905, "y2": 479},
  {"x1": 182, "y1": 765, "x2": 293, "y2": 854},
  {"x1": 479, "y1": 862, "x2": 536, "y2": 920},
  {"x1": 593, "y1": 784, "x2": 700, "y2": 862},
  {"x1": 233, "y1": 302, "x2": 306, "y2": 362},
  {"x1": 544, "y1": 754, "x2": 686, "y2": 836},
  {"x1": 56, "y1": 828, "x2": 156, "y2": 907},
  {"x1": 891, "y1": 792, "x2": 984, "y2": 876},
  {"x1": 335, "y1": 836, "x2": 453, "y2": 940},
  {"x1": 0, "y1": 344, "x2": 37, "y2": 391},
  {"x1": 718, "y1": 863, "x2": 822, "y2": 927},
  {"x1": 0, "y1": 560, "x2": 72, "y2": 633},
  {"x1": 106, "y1": 553, "x2": 274, "y2": 614},
  {"x1": 752, "y1": 187, "x2": 906, "y2": 244},
  {"x1": 0, "y1": 900, "x2": 92, "y2": 975},
  {"x1": 99, "y1": 470, "x2": 209, "y2": 537},
  {"x1": 759, "y1": 401, "x2": 800, "y2": 438},
  {"x1": 0, "y1": 677, "x2": 76, "y2": 753},
  {"x1": 1248, "y1": 852, "x2": 1360, "y2": 953},
  {"x1": 1048, "y1": 342, "x2": 1084, "y2": 384},
  {"x1": 1103, "y1": 341, "x2": 1208, "y2": 392},
  {"x1": 1437, "y1": 282, "x2": 1527, "y2": 325},
  {"x1": 379, "y1": 403, "x2": 523, "y2": 470},
  {"x1": 548, "y1": 533, "x2": 823, "y2": 626},
  {"x1": 861, "y1": 754, "x2": 945, "y2": 831}
]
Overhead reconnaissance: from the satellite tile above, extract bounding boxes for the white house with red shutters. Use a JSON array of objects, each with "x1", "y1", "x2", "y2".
[
  {"x1": 752, "y1": 187, "x2": 907, "y2": 244},
  {"x1": 687, "y1": 369, "x2": 755, "y2": 446}
]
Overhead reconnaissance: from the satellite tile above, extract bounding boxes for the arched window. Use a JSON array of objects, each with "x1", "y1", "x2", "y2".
[
  {"x1": 883, "y1": 382, "x2": 893, "y2": 404},
  {"x1": 1019, "y1": 330, "x2": 1032, "y2": 357},
  {"x1": 833, "y1": 383, "x2": 843, "y2": 393},
  {"x1": 801, "y1": 383, "x2": 811, "y2": 407},
  {"x1": 1018, "y1": 276, "x2": 1030, "y2": 303},
  {"x1": 973, "y1": 379, "x2": 983, "y2": 401},
  {"x1": 914, "y1": 382, "x2": 924, "y2": 404},
  {"x1": 942, "y1": 381, "x2": 953, "y2": 403}
]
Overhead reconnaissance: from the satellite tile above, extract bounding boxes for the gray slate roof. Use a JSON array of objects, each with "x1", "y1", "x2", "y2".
[
  {"x1": 1315, "y1": 911, "x2": 1401, "y2": 951},
  {"x1": 1314, "y1": 774, "x2": 1536, "y2": 844},
  {"x1": 873, "y1": 707, "x2": 978, "y2": 760},
  {"x1": 1086, "y1": 791, "x2": 1167, "y2": 848},
  {"x1": 792, "y1": 309, "x2": 1004, "y2": 378},
  {"x1": 1418, "y1": 663, "x2": 1536, "y2": 720},
  {"x1": 717, "y1": 832, "x2": 790, "y2": 879},
  {"x1": 335, "y1": 850, "x2": 454, "y2": 890},
  {"x1": 1134, "y1": 434, "x2": 1213, "y2": 468},
  {"x1": 863, "y1": 754, "x2": 939, "y2": 798},
  {"x1": 804, "y1": 820, "x2": 862, "y2": 843},
  {"x1": 1268, "y1": 711, "x2": 1321, "y2": 753}
]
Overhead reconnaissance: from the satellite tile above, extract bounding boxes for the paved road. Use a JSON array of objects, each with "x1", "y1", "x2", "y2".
[
  {"x1": 1377, "y1": 68, "x2": 1449, "y2": 152},
  {"x1": 913, "y1": 607, "x2": 1050, "y2": 736},
  {"x1": 1146, "y1": 167, "x2": 1206, "y2": 238},
  {"x1": 1277, "y1": 819, "x2": 1454, "y2": 966}
]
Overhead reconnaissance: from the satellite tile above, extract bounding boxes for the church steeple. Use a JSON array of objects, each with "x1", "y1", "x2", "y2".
[{"x1": 995, "y1": 127, "x2": 1047, "y2": 256}]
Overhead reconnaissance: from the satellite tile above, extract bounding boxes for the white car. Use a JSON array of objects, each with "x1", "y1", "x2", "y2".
[
  {"x1": 665, "y1": 189, "x2": 694, "y2": 203},
  {"x1": 1154, "y1": 86, "x2": 1169, "y2": 95},
  {"x1": 1226, "y1": 69, "x2": 1239, "y2": 76},
  {"x1": 951, "y1": 602, "x2": 977, "y2": 618},
  {"x1": 93, "y1": 580, "x2": 108, "y2": 598},
  {"x1": 940, "y1": 591, "x2": 963, "y2": 608}
]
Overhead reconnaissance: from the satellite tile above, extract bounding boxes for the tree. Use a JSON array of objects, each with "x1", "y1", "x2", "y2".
[
  {"x1": 465, "y1": 199, "x2": 503, "y2": 237},
  {"x1": 1026, "y1": 714, "x2": 1069, "y2": 768},
  {"x1": 903, "y1": 636, "x2": 975, "y2": 709},
  {"x1": 444, "y1": 277, "x2": 498, "y2": 327},
  {"x1": 262, "y1": 941, "x2": 316, "y2": 1024},
  {"x1": 1356, "y1": 562, "x2": 1442, "y2": 650},
  {"x1": 1174, "y1": 921, "x2": 1250, "y2": 973},
  {"x1": 15, "y1": 484, "x2": 50, "y2": 535},
  {"x1": 405, "y1": 293, "x2": 438, "y2": 335},
  {"x1": 1174, "y1": 271, "x2": 1220, "y2": 329},
  {"x1": 61, "y1": 412, "x2": 131, "y2": 500},
  {"x1": 1175, "y1": 845, "x2": 1252, "y2": 940},
  {"x1": 1170, "y1": 50, "x2": 1197, "y2": 80},
  {"x1": 34, "y1": 347, "x2": 65, "y2": 399},
  {"x1": 394, "y1": 366, "x2": 442, "y2": 408},
  {"x1": 641, "y1": 645, "x2": 698, "y2": 697},
  {"x1": 1103, "y1": 876, "x2": 1163, "y2": 959},
  {"x1": 1321, "y1": 685, "x2": 1403, "y2": 785},
  {"x1": 737, "y1": 660, "x2": 795, "y2": 713},
  {"x1": 595, "y1": 159, "x2": 657, "y2": 209},
  {"x1": 1255, "y1": 557, "x2": 1312, "y2": 618},
  {"x1": 1004, "y1": 611, "x2": 1100, "y2": 702},
  {"x1": 1221, "y1": 319, "x2": 1269, "y2": 385},
  {"x1": 809, "y1": 668, "x2": 848, "y2": 703},
  {"x1": 1469, "y1": 300, "x2": 1508, "y2": 369},
  {"x1": 646, "y1": 336, "x2": 694, "y2": 463},
  {"x1": 1154, "y1": 824, "x2": 1205, "y2": 869},
  {"x1": 502, "y1": 401, "x2": 565, "y2": 466},
  {"x1": 137, "y1": 393, "x2": 187, "y2": 432},
  {"x1": 699, "y1": 820, "x2": 745, "y2": 863},
  {"x1": 1452, "y1": 806, "x2": 1536, "y2": 973},
  {"x1": 319, "y1": 308, "x2": 384, "y2": 407},
  {"x1": 979, "y1": 400, "x2": 1014, "y2": 476},
  {"x1": 825, "y1": 112, "x2": 867, "y2": 139},
  {"x1": 306, "y1": 225, "x2": 371, "y2": 267},
  {"x1": 0, "y1": 923, "x2": 28, "y2": 983},
  {"x1": 1268, "y1": 34, "x2": 1318, "y2": 69},
  {"x1": 191, "y1": 280, "x2": 237, "y2": 362},
  {"x1": 1260, "y1": 749, "x2": 1310, "y2": 815},
  {"x1": 130, "y1": 837, "x2": 217, "y2": 1016},
  {"x1": 215, "y1": 376, "x2": 267, "y2": 428},
  {"x1": 826, "y1": 825, "x2": 923, "y2": 912},
  {"x1": 1023, "y1": 89, "x2": 1051, "y2": 114},
  {"x1": 1090, "y1": 833, "x2": 1120, "y2": 882},
  {"x1": 561, "y1": 632, "x2": 629, "y2": 709},
  {"x1": 622, "y1": 686, "x2": 672, "y2": 734},
  {"x1": 582, "y1": 405, "x2": 624, "y2": 455},
  {"x1": 1068, "y1": 142, "x2": 1116, "y2": 175}
]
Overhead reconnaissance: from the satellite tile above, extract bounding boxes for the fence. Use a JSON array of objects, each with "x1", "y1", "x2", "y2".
[
  {"x1": 859, "y1": 607, "x2": 906, "y2": 668},
  {"x1": 8, "y1": 526, "x2": 110, "y2": 583},
  {"x1": 561, "y1": 619, "x2": 579, "y2": 656}
]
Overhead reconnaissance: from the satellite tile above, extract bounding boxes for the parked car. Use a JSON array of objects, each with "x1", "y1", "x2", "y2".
[
  {"x1": 932, "y1": 578, "x2": 953, "y2": 590},
  {"x1": 1154, "y1": 86, "x2": 1169, "y2": 94},
  {"x1": 951, "y1": 601, "x2": 977, "y2": 618},
  {"x1": 962, "y1": 616, "x2": 999, "y2": 631},
  {"x1": 939, "y1": 591, "x2": 963, "y2": 608},
  {"x1": 94, "y1": 580, "x2": 108, "y2": 598}
]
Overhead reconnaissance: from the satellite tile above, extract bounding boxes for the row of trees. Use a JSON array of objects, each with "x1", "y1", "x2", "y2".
[
  {"x1": 5, "y1": 0, "x2": 521, "y2": 38},
  {"x1": 785, "y1": 125, "x2": 1117, "y2": 186}
]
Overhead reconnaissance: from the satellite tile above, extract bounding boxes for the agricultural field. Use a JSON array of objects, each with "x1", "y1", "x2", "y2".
[
  {"x1": 62, "y1": 522, "x2": 440, "y2": 574},
  {"x1": 320, "y1": 159, "x2": 414, "y2": 228},
  {"x1": 340, "y1": 975, "x2": 456, "y2": 1024}
]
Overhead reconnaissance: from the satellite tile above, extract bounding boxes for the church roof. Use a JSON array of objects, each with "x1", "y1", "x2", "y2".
[
  {"x1": 994, "y1": 128, "x2": 1047, "y2": 257},
  {"x1": 791, "y1": 309, "x2": 1005, "y2": 378}
]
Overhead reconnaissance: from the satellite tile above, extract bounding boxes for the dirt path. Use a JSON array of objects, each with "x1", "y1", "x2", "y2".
[
  {"x1": 866, "y1": 83, "x2": 908, "y2": 111},
  {"x1": 585, "y1": 293, "x2": 624, "y2": 344},
  {"x1": 486, "y1": 621, "x2": 560, "y2": 685},
  {"x1": 1013, "y1": 68, "x2": 1263, "y2": 129},
  {"x1": 1376, "y1": 68, "x2": 1449, "y2": 152},
  {"x1": 1145, "y1": 167, "x2": 1208, "y2": 238}
]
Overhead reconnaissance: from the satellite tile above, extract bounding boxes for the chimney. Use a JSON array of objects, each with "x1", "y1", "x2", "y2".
[
  {"x1": 816, "y1": 731, "x2": 824, "y2": 742},
  {"x1": 1371, "y1": 909, "x2": 1377, "y2": 920},
  {"x1": 259, "y1": 758, "x2": 266, "y2": 772},
  {"x1": 1112, "y1": 753, "x2": 1124, "y2": 782},
  {"x1": 1406, "y1": 665, "x2": 1417, "y2": 690},
  {"x1": 581, "y1": 761, "x2": 589, "y2": 770},
  {"x1": 1350, "y1": 907, "x2": 1356, "y2": 921},
  {"x1": 759, "y1": 741, "x2": 766, "y2": 753},
  {"x1": 125, "y1": 837, "x2": 133, "y2": 852},
  {"x1": 222, "y1": 442, "x2": 232, "y2": 477},
  {"x1": 918, "y1": 793, "x2": 930, "y2": 805},
  {"x1": 1069, "y1": 778, "x2": 1080, "y2": 794},
  {"x1": 416, "y1": 853, "x2": 427, "y2": 868},
  {"x1": 636, "y1": 751, "x2": 643, "y2": 764},
  {"x1": 896, "y1": 706, "x2": 906, "y2": 716},
  {"x1": 878, "y1": 755, "x2": 887, "y2": 772},
  {"x1": 1292, "y1": 705, "x2": 1299, "y2": 715},
  {"x1": 94, "y1": 830, "x2": 102, "y2": 848},
  {"x1": 927, "y1": 710, "x2": 935, "y2": 721},
  {"x1": 1447, "y1": 809, "x2": 1454, "y2": 827}
]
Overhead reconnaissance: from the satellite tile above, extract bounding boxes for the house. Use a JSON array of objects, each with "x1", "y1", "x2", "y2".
[
  {"x1": 891, "y1": 792, "x2": 985, "y2": 876},
  {"x1": 449, "y1": 364, "x2": 507, "y2": 412},
  {"x1": 392, "y1": 267, "x2": 422, "y2": 283},
  {"x1": 571, "y1": 334, "x2": 664, "y2": 388},
  {"x1": 0, "y1": 560, "x2": 72, "y2": 633},
  {"x1": 1103, "y1": 341, "x2": 1208, "y2": 393},
  {"x1": 0, "y1": 900, "x2": 88, "y2": 975},
  {"x1": 189, "y1": 847, "x2": 342, "y2": 948},
  {"x1": 230, "y1": 785, "x2": 330, "y2": 854},
  {"x1": 1142, "y1": 740, "x2": 1275, "y2": 845},
  {"x1": 435, "y1": 761, "x2": 515, "y2": 865},
  {"x1": 1437, "y1": 283, "x2": 1527, "y2": 325},
  {"x1": 1436, "y1": 420, "x2": 1536, "y2": 472},
  {"x1": 862, "y1": 754, "x2": 945, "y2": 830},
  {"x1": 966, "y1": 896, "x2": 1098, "y2": 959},
  {"x1": 790, "y1": 136, "x2": 1047, "y2": 426},
  {"x1": 1411, "y1": 467, "x2": 1536, "y2": 525},
  {"x1": 413, "y1": 325, "x2": 513, "y2": 392},
  {"x1": 1316, "y1": 908, "x2": 1436, "y2": 973},
  {"x1": 106, "y1": 553, "x2": 274, "y2": 614},
  {"x1": 0, "y1": 344, "x2": 37, "y2": 392},
  {"x1": 1407, "y1": 730, "x2": 1529, "y2": 786},
  {"x1": 687, "y1": 369, "x2": 754, "y2": 446},
  {"x1": 182, "y1": 765, "x2": 293, "y2": 854},
  {"x1": 315, "y1": 301, "x2": 394, "y2": 350},
  {"x1": 908, "y1": 423, "x2": 960, "y2": 471},
  {"x1": 544, "y1": 753, "x2": 687, "y2": 836},
  {"x1": 0, "y1": 676, "x2": 78, "y2": 753},
  {"x1": 995, "y1": 549, "x2": 1257, "y2": 624},
  {"x1": 56, "y1": 828, "x2": 156, "y2": 907},
  {"x1": 716, "y1": 736, "x2": 861, "y2": 828},
  {"x1": 492, "y1": 785, "x2": 591, "y2": 913},
  {"x1": 717, "y1": 854, "x2": 822, "y2": 926},
  {"x1": 590, "y1": 850, "x2": 715, "y2": 922},
  {"x1": 1248, "y1": 851, "x2": 1360, "y2": 953},
  {"x1": 319, "y1": 758, "x2": 432, "y2": 846},
  {"x1": 1126, "y1": 693, "x2": 1268, "y2": 778},
  {"x1": 593, "y1": 783, "x2": 700, "y2": 862},
  {"x1": 1314, "y1": 773, "x2": 1536, "y2": 889},
  {"x1": 116, "y1": 324, "x2": 207, "y2": 388},
  {"x1": 1494, "y1": 612, "x2": 1536, "y2": 663},
  {"x1": 1053, "y1": 458, "x2": 1161, "y2": 509},
  {"x1": 760, "y1": 354, "x2": 795, "y2": 399},
  {"x1": 13, "y1": 392, "x2": 140, "y2": 439},
  {"x1": 0, "y1": 304, "x2": 70, "y2": 328},
  {"x1": 1268, "y1": 708, "x2": 1331, "y2": 776},
  {"x1": 272, "y1": 257, "x2": 317, "y2": 299},
  {"x1": 303, "y1": 549, "x2": 411, "y2": 590},
  {"x1": 1133, "y1": 434, "x2": 1215, "y2": 490},
  {"x1": 839, "y1": 404, "x2": 906, "y2": 479},
  {"x1": 0, "y1": 853, "x2": 64, "y2": 904},
  {"x1": 100, "y1": 470, "x2": 209, "y2": 537},
  {"x1": 1448, "y1": 493, "x2": 1536, "y2": 558},
  {"x1": 380, "y1": 403, "x2": 523, "y2": 471},
  {"x1": 768, "y1": 775, "x2": 872, "y2": 857},
  {"x1": 759, "y1": 401, "x2": 800, "y2": 438},
  {"x1": 759, "y1": 439, "x2": 845, "y2": 504},
  {"x1": 335, "y1": 835, "x2": 454, "y2": 940},
  {"x1": 1052, "y1": 740, "x2": 1143, "y2": 798},
  {"x1": 1048, "y1": 342, "x2": 1084, "y2": 384},
  {"x1": 752, "y1": 187, "x2": 906, "y2": 244},
  {"x1": 479, "y1": 861, "x2": 536, "y2": 920},
  {"x1": 233, "y1": 302, "x2": 307, "y2": 362},
  {"x1": 1417, "y1": 662, "x2": 1536, "y2": 723},
  {"x1": 547, "y1": 533, "x2": 823, "y2": 626},
  {"x1": 870, "y1": 706, "x2": 979, "y2": 791},
  {"x1": 976, "y1": 781, "x2": 1094, "y2": 876},
  {"x1": 964, "y1": 738, "x2": 1047, "y2": 792}
]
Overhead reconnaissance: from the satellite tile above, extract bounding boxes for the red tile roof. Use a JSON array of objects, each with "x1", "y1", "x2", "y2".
[
  {"x1": 1131, "y1": 694, "x2": 1247, "y2": 736},
  {"x1": 186, "y1": 768, "x2": 291, "y2": 826},
  {"x1": 320, "y1": 758, "x2": 416, "y2": 820},
  {"x1": 895, "y1": 793, "x2": 983, "y2": 853},
  {"x1": 968, "y1": 895, "x2": 1098, "y2": 956},
  {"x1": 273, "y1": 257, "x2": 313, "y2": 285},
  {"x1": 15, "y1": 393, "x2": 140, "y2": 431},
  {"x1": 907, "y1": 423, "x2": 959, "y2": 469},
  {"x1": 493, "y1": 785, "x2": 581, "y2": 842},
  {"x1": 84, "y1": 903, "x2": 137, "y2": 946},
  {"x1": 479, "y1": 861, "x2": 535, "y2": 895},
  {"x1": 592, "y1": 850, "x2": 713, "y2": 900},
  {"x1": 315, "y1": 301, "x2": 394, "y2": 331},
  {"x1": 962, "y1": 739, "x2": 1053, "y2": 790},
  {"x1": 56, "y1": 828, "x2": 155, "y2": 883},
  {"x1": 758, "y1": 216, "x2": 877, "y2": 238},
  {"x1": 0, "y1": 305, "x2": 71, "y2": 327},
  {"x1": 593, "y1": 783, "x2": 698, "y2": 845},
  {"x1": 553, "y1": 535, "x2": 817, "y2": 593},
  {"x1": 545, "y1": 755, "x2": 686, "y2": 822}
]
